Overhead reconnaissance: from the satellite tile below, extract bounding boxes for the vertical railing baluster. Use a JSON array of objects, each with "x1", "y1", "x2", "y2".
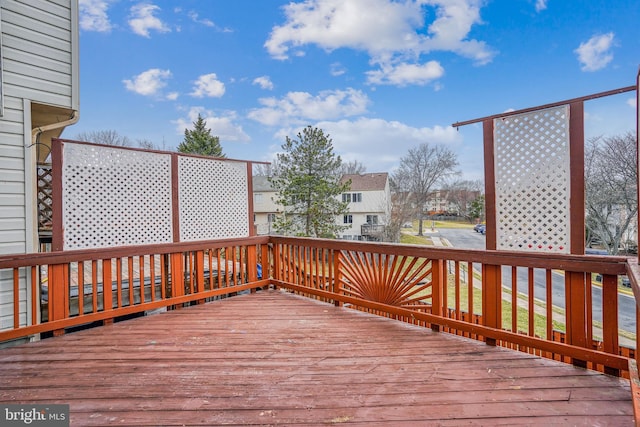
[
  {"x1": 528, "y1": 268, "x2": 534, "y2": 337},
  {"x1": 546, "y1": 269, "x2": 553, "y2": 341},
  {"x1": 13, "y1": 268, "x2": 20, "y2": 329}
]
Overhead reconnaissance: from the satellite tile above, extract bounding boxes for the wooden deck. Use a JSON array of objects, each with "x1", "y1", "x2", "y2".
[{"x1": 0, "y1": 290, "x2": 633, "y2": 426}]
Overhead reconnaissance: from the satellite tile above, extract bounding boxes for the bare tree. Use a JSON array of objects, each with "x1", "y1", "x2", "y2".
[
  {"x1": 585, "y1": 132, "x2": 637, "y2": 254},
  {"x1": 75, "y1": 130, "x2": 132, "y2": 147},
  {"x1": 253, "y1": 159, "x2": 282, "y2": 177},
  {"x1": 339, "y1": 160, "x2": 367, "y2": 175},
  {"x1": 392, "y1": 143, "x2": 459, "y2": 236},
  {"x1": 443, "y1": 179, "x2": 484, "y2": 223}
]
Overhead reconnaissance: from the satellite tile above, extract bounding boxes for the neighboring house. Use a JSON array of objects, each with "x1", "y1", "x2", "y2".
[
  {"x1": 339, "y1": 173, "x2": 391, "y2": 242},
  {"x1": 252, "y1": 176, "x2": 280, "y2": 235},
  {"x1": 252, "y1": 173, "x2": 392, "y2": 241},
  {"x1": 0, "y1": 0, "x2": 79, "y2": 332}
]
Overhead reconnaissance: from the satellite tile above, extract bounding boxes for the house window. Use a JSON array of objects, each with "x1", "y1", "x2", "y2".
[
  {"x1": 254, "y1": 193, "x2": 263, "y2": 203},
  {"x1": 366, "y1": 215, "x2": 378, "y2": 225},
  {"x1": 343, "y1": 215, "x2": 353, "y2": 224},
  {"x1": 342, "y1": 193, "x2": 362, "y2": 203},
  {"x1": 267, "y1": 213, "x2": 276, "y2": 223}
]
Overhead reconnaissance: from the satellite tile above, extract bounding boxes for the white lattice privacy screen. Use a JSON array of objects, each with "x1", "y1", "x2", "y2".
[
  {"x1": 62, "y1": 143, "x2": 173, "y2": 249},
  {"x1": 493, "y1": 105, "x2": 571, "y2": 253},
  {"x1": 178, "y1": 157, "x2": 249, "y2": 241}
]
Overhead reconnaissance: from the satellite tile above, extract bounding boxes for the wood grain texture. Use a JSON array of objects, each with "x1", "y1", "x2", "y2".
[{"x1": 0, "y1": 290, "x2": 633, "y2": 426}]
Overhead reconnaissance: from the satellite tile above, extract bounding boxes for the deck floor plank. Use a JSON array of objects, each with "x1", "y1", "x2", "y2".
[{"x1": 0, "y1": 290, "x2": 633, "y2": 426}]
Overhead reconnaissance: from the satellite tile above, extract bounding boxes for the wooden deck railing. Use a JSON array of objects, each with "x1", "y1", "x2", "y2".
[
  {"x1": 268, "y1": 236, "x2": 637, "y2": 377},
  {"x1": 1, "y1": 235, "x2": 638, "y2": 378},
  {"x1": 0, "y1": 237, "x2": 270, "y2": 343}
]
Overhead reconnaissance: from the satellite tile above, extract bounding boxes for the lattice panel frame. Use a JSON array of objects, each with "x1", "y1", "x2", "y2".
[
  {"x1": 178, "y1": 157, "x2": 249, "y2": 241},
  {"x1": 493, "y1": 105, "x2": 571, "y2": 253},
  {"x1": 61, "y1": 143, "x2": 173, "y2": 249}
]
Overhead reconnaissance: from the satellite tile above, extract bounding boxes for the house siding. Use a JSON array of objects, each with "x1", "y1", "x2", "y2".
[{"x1": 0, "y1": 0, "x2": 78, "y2": 332}]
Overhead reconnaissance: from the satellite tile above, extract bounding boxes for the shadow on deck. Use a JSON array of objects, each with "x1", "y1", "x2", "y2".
[{"x1": 0, "y1": 290, "x2": 633, "y2": 426}]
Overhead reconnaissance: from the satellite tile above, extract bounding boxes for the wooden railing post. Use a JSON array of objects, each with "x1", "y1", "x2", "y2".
[
  {"x1": 272, "y1": 243, "x2": 280, "y2": 288},
  {"x1": 261, "y1": 244, "x2": 269, "y2": 281},
  {"x1": 247, "y1": 245, "x2": 257, "y2": 293},
  {"x1": 102, "y1": 259, "x2": 113, "y2": 325},
  {"x1": 482, "y1": 264, "x2": 502, "y2": 346},
  {"x1": 602, "y1": 273, "x2": 620, "y2": 375},
  {"x1": 48, "y1": 263, "x2": 69, "y2": 336},
  {"x1": 195, "y1": 250, "x2": 206, "y2": 302},
  {"x1": 430, "y1": 259, "x2": 444, "y2": 332},
  {"x1": 333, "y1": 250, "x2": 343, "y2": 307},
  {"x1": 565, "y1": 271, "x2": 588, "y2": 368},
  {"x1": 170, "y1": 253, "x2": 185, "y2": 303}
]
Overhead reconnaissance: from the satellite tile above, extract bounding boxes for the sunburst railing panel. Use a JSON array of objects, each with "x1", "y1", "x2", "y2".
[{"x1": 339, "y1": 250, "x2": 433, "y2": 309}]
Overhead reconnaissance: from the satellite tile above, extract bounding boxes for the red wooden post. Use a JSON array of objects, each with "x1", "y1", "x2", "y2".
[
  {"x1": 48, "y1": 264, "x2": 68, "y2": 336},
  {"x1": 602, "y1": 273, "x2": 619, "y2": 375},
  {"x1": 565, "y1": 271, "x2": 588, "y2": 368},
  {"x1": 195, "y1": 250, "x2": 205, "y2": 302},
  {"x1": 261, "y1": 243, "x2": 269, "y2": 281},
  {"x1": 333, "y1": 250, "x2": 343, "y2": 307},
  {"x1": 102, "y1": 259, "x2": 113, "y2": 325},
  {"x1": 247, "y1": 245, "x2": 258, "y2": 293},
  {"x1": 567, "y1": 101, "x2": 587, "y2": 368},
  {"x1": 430, "y1": 259, "x2": 444, "y2": 332},
  {"x1": 482, "y1": 264, "x2": 501, "y2": 346},
  {"x1": 272, "y1": 243, "x2": 280, "y2": 288},
  {"x1": 170, "y1": 252, "x2": 185, "y2": 300}
]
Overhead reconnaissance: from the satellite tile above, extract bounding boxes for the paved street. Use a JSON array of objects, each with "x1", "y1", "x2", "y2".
[{"x1": 422, "y1": 227, "x2": 637, "y2": 338}]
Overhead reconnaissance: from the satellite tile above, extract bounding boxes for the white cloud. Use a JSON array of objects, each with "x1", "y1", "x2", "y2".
[
  {"x1": 575, "y1": 33, "x2": 615, "y2": 72},
  {"x1": 330, "y1": 62, "x2": 347, "y2": 77},
  {"x1": 175, "y1": 107, "x2": 250, "y2": 142},
  {"x1": 366, "y1": 61, "x2": 445, "y2": 86},
  {"x1": 253, "y1": 76, "x2": 274, "y2": 90},
  {"x1": 248, "y1": 88, "x2": 370, "y2": 126},
  {"x1": 128, "y1": 3, "x2": 171, "y2": 38},
  {"x1": 265, "y1": 0, "x2": 494, "y2": 85},
  {"x1": 79, "y1": 0, "x2": 113, "y2": 32},
  {"x1": 535, "y1": 0, "x2": 548, "y2": 12},
  {"x1": 271, "y1": 117, "x2": 462, "y2": 172},
  {"x1": 167, "y1": 92, "x2": 179, "y2": 101},
  {"x1": 190, "y1": 74, "x2": 226, "y2": 98},
  {"x1": 187, "y1": 11, "x2": 215, "y2": 27},
  {"x1": 628, "y1": 97, "x2": 637, "y2": 109},
  {"x1": 123, "y1": 68, "x2": 172, "y2": 97}
]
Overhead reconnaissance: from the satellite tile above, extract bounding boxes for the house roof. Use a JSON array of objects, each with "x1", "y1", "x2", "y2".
[
  {"x1": 254, "y1": 173, "x2": 390, "y2": 192},
  {"x1": 341, "y1": 173, "x2": 389, "y2": 191}
]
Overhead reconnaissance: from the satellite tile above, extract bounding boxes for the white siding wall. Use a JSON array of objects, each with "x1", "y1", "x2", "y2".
[
  {"x1": 340, "y1": 187, "x2": 391, "y2": 238},
  {"x1": 253, "y1": 191, "x2": 279, "y2": 235},
  {"x1": 0, "y1": 0, "x2": 78, "y2": 331}
]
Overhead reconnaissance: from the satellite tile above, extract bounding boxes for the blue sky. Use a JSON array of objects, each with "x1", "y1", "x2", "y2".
[{"x1": 73, "y1": 0, "x2": 639, "y2": 181}]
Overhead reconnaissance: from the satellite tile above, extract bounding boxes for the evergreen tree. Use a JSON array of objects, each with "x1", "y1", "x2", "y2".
[
  {"x1": 177, "y1": 114, "x2": 225, "y2": 157},
  {"x1": 269, "y1": 126, "x2": 350, "y2": 238}
]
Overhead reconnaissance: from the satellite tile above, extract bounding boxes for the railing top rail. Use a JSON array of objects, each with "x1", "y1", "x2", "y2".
[
  {"x1": 0, "y1": 235, "x2": 269, "y2": 268},
  {"x1": 452, "y1": 85, "x2": 636, "y2": 127},
  {"x1": 0, "y1": 235, "x2": 629, "y2": 275},
  {"x1": 269, "y1": 236, "x2": 629, "y2": 274}
]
